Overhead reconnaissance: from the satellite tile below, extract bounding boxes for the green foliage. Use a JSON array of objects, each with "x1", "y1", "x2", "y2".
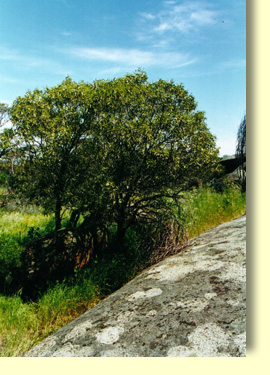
[
  {"x1": 0, "y1": 211, "x2": 53, "y2": 293},
  {"x1": 0, "y1": 172, "x2": 7, "y2": 185},
  {"x1": 9, "y1": 71, "x2": 220, "y2": 240},
  {"x1": 90, "y1": 72, "x2": 221, "y2": 239},
  {"x1": 9, "y1": 78, "x2": 100, "y2": 230},
  {"x1": 0, "y1": 103, "x2": 16, "y2": 184},
  {"x1": 3, "y1": 71, "x2": 224, "y2": 296},
  {"x1": 0, "y1": 103, "x2": 9, "y2": 130},
  {"x1": 0, "y1": 234, "x2": 24, "y2": 291}
]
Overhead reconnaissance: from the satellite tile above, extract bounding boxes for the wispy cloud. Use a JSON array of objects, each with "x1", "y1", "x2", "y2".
[
  {"x1": 0, "y1": 46, "x2": 20, "y2": 61},
  {"x1": 0, "y1": 45, "x2": 48, "y2": 67},
  {"x1": 220, "y1": 59, "x2": 246, "y2": 69},
  {"x1": 136, "y1": 1, "x2": 219, "y2": 46},
  {"x1": 0, "y1": 74, "x2": 23, "y2": 84},
  {"x1": 157, "y1": 1, "x2": 217, "y2": 33},
  {"x1": 95, "y1": 67, "x2": 125, "y2": 77},
  {"x1": 63, "y1": 46, "x2": 195, "y2": 69},
  {"x1": 0, "y1": 45, "x2": 72, "y2": 76},
  {"x1": 164, "y1": 1, "x2": 177, "y2": 5},
  {"x1": 60, "y1": 31, "x2": 72, "y2": 37},
  {"x1": 140, "y1": 12, "x2": 156, "y2": 20}
]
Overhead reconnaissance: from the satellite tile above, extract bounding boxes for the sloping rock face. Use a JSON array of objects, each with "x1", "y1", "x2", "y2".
[{"x1": 24, "y1": 215, "x2": 246, "y2": 357}]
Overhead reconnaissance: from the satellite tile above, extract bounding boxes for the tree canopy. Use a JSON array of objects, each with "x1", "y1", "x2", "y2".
[
  {"x1": 0, "y1": 103, "x2": 9, "y2": 129},
  {"x1": 9, "y1": 71, "x2": 220, "y2": 249},
  {"x1": 0, "y1": 103, "x2": 11, "y2": 159},
  {"x1": 9, "y1": 78, "x2": 101, "y2": 229},
  {"x1": 89, "y1": 72, "x2": 220, "y2": 245}
]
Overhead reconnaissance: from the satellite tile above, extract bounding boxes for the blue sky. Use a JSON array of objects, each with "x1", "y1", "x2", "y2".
[{"x1": 0, "y1": 0, "x2": 245, "y2": 155}]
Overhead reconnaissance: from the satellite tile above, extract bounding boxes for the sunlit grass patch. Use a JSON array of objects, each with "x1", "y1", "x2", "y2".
[
  {"x1": 0, "y1": 278, "x2": 101, "y2": 356},
  {"x1": 180, "y1": 186, "x2": 246, "y2": 239},
  {"x1": 0, "y1": 211, "x2": 53, "y2": 236}
]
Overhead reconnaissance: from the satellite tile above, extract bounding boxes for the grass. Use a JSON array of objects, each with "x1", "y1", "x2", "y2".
[
  {"x1": 0, "y1": 184, "x2": 246, "y2": 357},
  {"x1": 0, "y1": 253, "x2": 137, "y2": 356},
  {"x1": 0, "y1": 282, "x2": 101, "y2": 356},
  {"x1": 0, "y1": 210, "x2": 54, "y2": 294},
  {"x1": 0, "y1": 211, "x2": 53, "y2": 236},
  {"x1": 180, "y1": 185, "x2": 246, "y2": 239}
]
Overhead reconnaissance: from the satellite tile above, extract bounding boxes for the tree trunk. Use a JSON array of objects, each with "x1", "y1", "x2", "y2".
[
  {"x1": 116, "y1": 218, "x2": 126, "y2": 252},
  {"x1": 55, "y1": 197, "x2": 62, "y2": 231}
]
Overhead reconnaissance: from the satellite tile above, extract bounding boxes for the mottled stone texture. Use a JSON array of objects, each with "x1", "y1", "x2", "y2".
[{"x1": 24, "y1": 215, "x2": 246, "y2": 357}]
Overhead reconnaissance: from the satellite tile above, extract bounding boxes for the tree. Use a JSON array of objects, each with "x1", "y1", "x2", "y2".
[
  {"x1": 87, "y1": 71, "x2": 221, "y2": 248},
  {"x1": 0, "y1": 103, "x2": 9, "y2": 128},
  {"x1": 0, "y1": 104, "x2": 16, "y2": 192},
  {"x1": 9, "y1": 71, "x2": 220, "y2": 251},
  {"x1": 9, "y1": 78, "x2": 101, "y2": 230},
  {"x1": 236, "y1": 114, "x2": 246, "y2": 191},
  {"x1": 0, "y1": 103, "x2": 11, "y2": 158}
]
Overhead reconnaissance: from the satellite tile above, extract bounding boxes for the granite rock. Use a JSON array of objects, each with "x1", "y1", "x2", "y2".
[{"x1": 24, "y1": 215, "x2": 246, "y2": 357}]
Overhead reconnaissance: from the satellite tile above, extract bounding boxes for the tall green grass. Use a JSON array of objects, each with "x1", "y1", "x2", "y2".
[
  {"x1": 0, "y1": 185, "x2": 246, "y2": 357},
  {"x1": 0, "y1": 253, "x2": 138, "y2": 356},
  {"x1": 0, "y1": 211, "x2": 53, "y2": 293},
  {"x1": 179, "y1": 185, "x2": 246, "y2": 239},
  {"x1": 0, "y1": 281, "x2": 100, "y2": 356}
]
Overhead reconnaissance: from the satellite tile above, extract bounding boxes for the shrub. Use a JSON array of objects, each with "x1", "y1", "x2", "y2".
[{"x1": 0, "y1": 234, "x2": 24, "y2": 293}]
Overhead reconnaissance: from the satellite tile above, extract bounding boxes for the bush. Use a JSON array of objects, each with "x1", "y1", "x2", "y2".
[
  {"x1": 0, "y1": 234, "x2": 24, "y2": 293},
  {"x1": 0, "y1": 211, "x2": 53, "y2": 294},
  {"x1": 0, "y1": 172, "x2": 8, "y2": 186}
]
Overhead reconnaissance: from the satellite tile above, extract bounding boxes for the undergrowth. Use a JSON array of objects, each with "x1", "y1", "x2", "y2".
[{"x1": 0, "y1": 184, "x2": 246, "y2": 356}]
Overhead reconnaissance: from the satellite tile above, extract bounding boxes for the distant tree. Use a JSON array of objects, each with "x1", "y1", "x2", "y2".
[
  {"x1": 0, "y1": 104, "x2": 16, "y2": 191},
  {"x1": 0, "y1": 103, "x2": 9, "y2": 128},
  {"x1": 0, "y1": 103, "x2": 11, "y2": 158},
  {"x1": 236, "y1": 114, "x2": 246, "y2": 191}
]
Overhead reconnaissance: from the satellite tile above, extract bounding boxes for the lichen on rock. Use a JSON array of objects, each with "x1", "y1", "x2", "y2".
[{"x1": 24, "y1": 215, "x2": 246, "y2": 357}]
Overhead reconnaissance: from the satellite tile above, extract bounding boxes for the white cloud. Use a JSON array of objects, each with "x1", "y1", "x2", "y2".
[
  {"x1": 137, "y1": 1, "x2": 218, "y2": 44},
  {"x1": 154, "y1": 22, "x2": 171, "y2": 32},
  {"x1": 154, "y1": 2, "x2": 217, "y2": 33},
  {"x1": 140, "y1": 12, "x2": 156, "y2": 20},
  {"x1": 64, "y1": 47, "x2": 195, "y2": 69},
  {"x1": 190, "y1": 9, "x2": 216, "y2": 25}
]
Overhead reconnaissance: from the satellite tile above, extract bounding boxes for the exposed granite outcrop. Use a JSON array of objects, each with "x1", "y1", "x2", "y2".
[{"x1": 24, "y1": 215, "x2": 246, "y2": 357}]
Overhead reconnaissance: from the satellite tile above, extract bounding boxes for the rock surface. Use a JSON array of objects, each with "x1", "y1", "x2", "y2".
[{"x1": 24, "y1": 215, "x2": 246, "y2": 357}]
